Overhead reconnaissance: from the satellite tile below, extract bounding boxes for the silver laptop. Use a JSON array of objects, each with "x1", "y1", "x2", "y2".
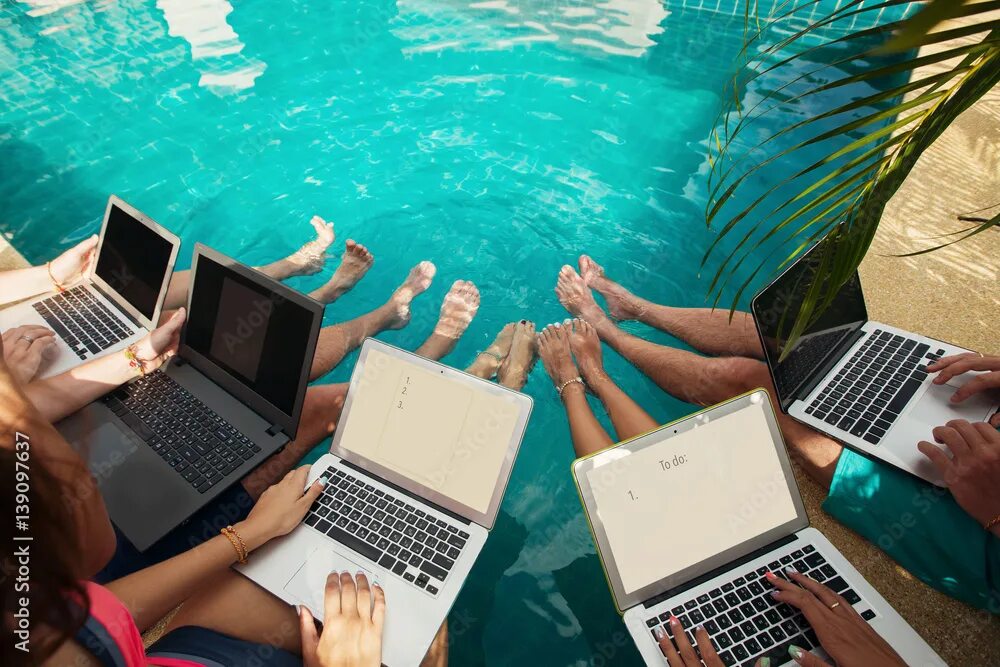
[
  {"x1": 58, "y1": 244, "x2": 323, "y2": 551},
  {"x1": 574, "y1": 390, "x2": 944, "y2": 667},
  {"x1": 0, "y1": 195, "x2": 180, "y2": 378},
  {"x1": 237, "y1": 338, "x2": 532, "y2": 667},
  {"x1": 751, "y1": 241, "x2": 999, "y2": 487}
]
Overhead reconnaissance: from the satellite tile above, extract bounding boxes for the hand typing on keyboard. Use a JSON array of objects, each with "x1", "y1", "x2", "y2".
[
  {"x1": 240, "y1": 465, "x2": 326, "y2": 551},
  {"x1": 928, "y1": 352, "x2": 1000, "y2": 407},
  {"x1": 1, "y1": 324, "x2": 56, "y2": 384},
  {"x1": 299, "y1": 572, "x2": 386, "y2": 667},
  {"x1": 653, "y1": 614, "x2": 727, "y2": 667},
  {"x1": 767, "y1": 568, "x2": 905, "y2": 667},
  {"x1": 918, "y1": 420, "x2": 1000, "y2": 537}
]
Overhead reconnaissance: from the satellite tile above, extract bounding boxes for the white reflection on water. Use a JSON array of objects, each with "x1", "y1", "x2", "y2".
[{"x1": 156, "y1": 0, "x2": 266, "y2": 92}]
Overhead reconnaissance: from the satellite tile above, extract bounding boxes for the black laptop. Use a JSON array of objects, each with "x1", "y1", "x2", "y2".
[{"x1": 58, "y1": 244, "x2": 323, "y2": 550}]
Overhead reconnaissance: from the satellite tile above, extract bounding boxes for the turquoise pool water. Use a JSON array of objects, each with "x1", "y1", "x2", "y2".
[{"x1": 1, "y1": 1, "x2": 912, "y2": 664}]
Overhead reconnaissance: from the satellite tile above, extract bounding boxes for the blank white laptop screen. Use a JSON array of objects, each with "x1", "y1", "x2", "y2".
[
  {"x1": 587, "y1": 399, "x2": 798, "y2": 595},
  {"x1": 337, "y1": 347, "x2": 523, "y2": 515}
]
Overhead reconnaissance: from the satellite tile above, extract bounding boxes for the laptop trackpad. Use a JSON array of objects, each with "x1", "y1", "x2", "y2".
[
  {"x1": 283, "y1": 547, "x2": 381, "y2": 620},
  {"x1": 911, "y1": 383, "x2": 995, "y2": 428}
]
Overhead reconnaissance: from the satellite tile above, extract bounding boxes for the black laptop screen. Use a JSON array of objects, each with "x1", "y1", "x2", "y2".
[
  {"x1": 94, "y1": 204, "x2": 174, "y2": 321},
  {"x1": 185, "y1": 255, "x2": 315, "y2": 417},
  {"x1": 753, "y1": 245, "x2": 867, "y2": 409}
]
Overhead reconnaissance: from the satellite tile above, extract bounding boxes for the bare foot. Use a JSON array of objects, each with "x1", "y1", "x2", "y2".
[
  {"x1": 285, "y1": 215, "x2": 336, "y2": 277},
  {"x1": 567, "y1": 318, "x2": 607, "y2": 385},
  {"x1": 310, "y1": 240, "x2": 374, "y2": 303},
  {"x1": 536, "y1": 322, "x2": 581, "y2": 393},
  {"x1": 498, "y1": 321, "x2": 537, "y2": 390},
  {"x1": 555, "y1": 265, "x2": 609, "y2": 325},
  {"x1": 388, "y1": 261, "x2": 436, "y2": 329},
  {"x1": 578, "y1": 255, "x2": 646, "y2": 321},
  {"x1": 434, "y1": 280, "x2": 480, "y2": 339},
  {"x1": 466, "y1": 323, "x2": 516, "y2": 379}
]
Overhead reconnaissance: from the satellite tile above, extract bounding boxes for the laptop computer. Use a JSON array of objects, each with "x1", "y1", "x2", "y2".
[
  {"x1": 573, "y1": 390, "x2": 944, "y2": 667},
  {"x1": 57, "y1": 244, "x2": 323, "y2": 551},
  {"x1": 237, "y1": 338, "x2": 533, "y2": 667},
  {"x1": 0, "y1": 195, "x2": 180, "y2": 378},
  {"x1": 751, "y1": 241, "x2": 999, "y2": 487}
]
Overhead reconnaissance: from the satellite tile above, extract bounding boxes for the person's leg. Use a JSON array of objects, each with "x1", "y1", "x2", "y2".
[
  {"x1": 308, "y1": 240, "x2": 374, "y2": 304},
  {"x1": 537, "y1": 323, "x2": 614, "y2": 457},
  {"x1": 164, "y1": 215, "x2": 336, "y2": 309},
  {"x1": 309, "y1": 262, "x2": 436, "y2": 380},
  {"x1": 496, "y1": 321, "x2": 537, "y2": 391},
  {"x1": 465, "y1": 323, "x2": 516, "y2": 380},
  {"x1": 576, "y1": 257, "x2": 764, "y2": 359},
  {"x1": 414, "y1": 280, "x2": 480, "y2": 361},
  {"x1": 239, "y1": 383, "x2": 349, "y2": 499},
  {"x1": 557, "y1": 269, "x2": 841, "y2": 486},
  {"x1": 565, "y1": 318, "x2": 658, "y2": 441}
]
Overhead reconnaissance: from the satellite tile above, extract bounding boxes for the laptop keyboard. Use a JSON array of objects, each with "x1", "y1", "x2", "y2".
[
  {"x1": 101, "y1": 371, "x2": 260, "y2": 493},
  {"x1": 805, "y1": 330, "x2": 944, "y2": 445},
  {"x1": 33, "y1": 285, "x2": 135, "y2": 360},
  {"x1": 775, "y1": 328, "x2": 847, "y2": 397},
  {"x1": 304, "y1": 466, "x2": 471, "y2": 597},
  {"x1": 645, "y1": 543, "x2": 875, "y2": 666}
]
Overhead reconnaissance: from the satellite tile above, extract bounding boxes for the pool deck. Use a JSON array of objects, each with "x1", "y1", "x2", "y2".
[{"x1": 4, "y1": 18, "x2": 999, "y2": 665}]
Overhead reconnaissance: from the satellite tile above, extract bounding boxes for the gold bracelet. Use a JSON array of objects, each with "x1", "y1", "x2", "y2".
[
  {"x1": 986, "y1": 514, "x2": 1000, "y2": 531},
  {"x1": 46, "y1": 262, "x2": 67, "y2": 293},
  {"x1": 227, "y1": 524, "x2": 249, "y2": 559},
  {"x1": 124, "y1": 344, "x2": 147, "y2": 376},
  {"x1": 220, "y1": 526, "x2": 248, "y2": 564}
]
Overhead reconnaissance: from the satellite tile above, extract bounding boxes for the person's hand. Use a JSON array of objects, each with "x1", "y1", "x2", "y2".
[
  {"x1": 918, "y1": 419, "x2": 1000, "y2": 534},
  {"x1": 49, "y1": 235, "x2": 99, "y2": 287},
  {"x1": 1, "y1": 326, "x2": 57, "y2": 384},
  {"x1": 653, "y1": 614, "x2": 725, "y2": 666},
  {"x1": 240, "y1": 465, "x2": 325, "y2": 548},
  {"x1": 131, "y1": 309, "x2": 186, "y2": 373},
  {"x1": 766, "y1": 569, "x2": 905, "y2": 667},
  {"x1": 300, "y1": 572, "x2": 386, "y2": 667},
  {"x1": 927, "y1": 352, "x2": 1000, "y2": 404}
]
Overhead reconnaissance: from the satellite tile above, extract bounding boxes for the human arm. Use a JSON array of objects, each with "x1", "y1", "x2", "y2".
[
  {"x1": 22, "y1": 309, "x2": 185, "y2": 423},
  {"x1": 918, "y1": 419, "x2": 1000, "y2": 538},
  {"x1": 106, "y1": 465, "x2": 325, "y2": 632},
  {"x1": 0, "y1": 235, "x2": 98, "y2": 306}
]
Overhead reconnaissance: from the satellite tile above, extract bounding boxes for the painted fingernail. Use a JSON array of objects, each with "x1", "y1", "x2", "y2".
[
  {"x1": 789, "y1": 645, "x2": 805, "y2": 660},
  {"x1": 356, "y1": 570, "x2": 365, "y2": 577},
  {"x1": 760, "y1": 659, "x2": 771, "y2": 667},
  {"x1": 669, "y1": 614, "x2": 679, "y2": 626},
  {"x1": 653, "y1": 626, "x2": 666, "y2": 640},
  {"x1": 318, "y1": 475, "x2": 329, "y2": 485},
  {"x1": 765, "y1": 571, "x2": 777, "y2": 581},
  {"x1": 785, "y1": 566, "x2": 798, "y2": 575},
  {"x1": 770, "y1": 591, "x2": 781, "y2": 600},
  {"x1": 695, "y1": 625, "x2": 704, "y2": 633}
]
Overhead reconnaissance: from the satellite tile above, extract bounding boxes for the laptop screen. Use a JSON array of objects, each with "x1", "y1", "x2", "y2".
[
  {"x1": 185, "y1": 253, "x2": 316, "y2": 419},
  {"x1": 753, "y1": 244, "x2": 867, "y2": 409},
  {"x1": 335, "y1": 345, "x2": 526, "y2": 520},
  {"x1": 585, "y1": 398, "x2": 799, "y2": 597},
  {"x1": 94, "y1": 203, "x2": 175, "y2": 321}
]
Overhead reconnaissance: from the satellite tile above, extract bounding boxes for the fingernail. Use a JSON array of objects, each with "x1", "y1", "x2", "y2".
[
  {"x1": 695, "y1": 625, "x2": 704, "y2": 633},
  {"x1": 318, "y1": 475, "x2": 329, "y2": 485},
  {"x1": 653, "y1": 626, "x2": 666, "y2": 640},
  {"x1": 669, "y1": 615, "x2": 679, "y2": 626},
  {"x1": 760, "y1": 659, "x2": 771, "y2": 667},
  {"x1": 771, "y1": 591, "x2": 781, "y2": 600},
  {"x1": 356, "y1": 570, "x2": 364, "y2": 577},
  {"x1": 785, "y1": 566, "x2": 798, "y2": 575},
  {"x1": 297, "y1": 605, "x2": 303, "y2": 616},
  {"x1": 765, "y1": 571, "x2": 776, "y2": 581},
  {"x1": 789, "y1": 645, "x2": 804, "y2": 660}
]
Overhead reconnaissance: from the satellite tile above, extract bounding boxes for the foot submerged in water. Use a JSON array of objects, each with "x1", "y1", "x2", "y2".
[
  {"x1": 312, "y1": 239, "x2": 374, "y2": 303},
  {"x1": 498, "y1": 320, "x2": 537, "y2": 390},
  {"x1": 536, "y1": 322, "x2": 581, "y2": 394},
  {"x1": 285, "y1": 215, "x2": 336, "y2": 277},
  {"x1": 388, "y1": 261, "x2": 436, "y2": 329},
  {"x1": 433, "y1": 280, "x2": 480, "y2": 340},
  {"x1": 555, "y1": 265, "x2": 609, "y2": 325}
]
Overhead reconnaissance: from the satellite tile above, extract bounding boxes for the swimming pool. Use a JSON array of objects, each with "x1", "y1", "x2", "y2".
[{"x1": 1, "y1": 0, "x2": 914, "y2": 663}]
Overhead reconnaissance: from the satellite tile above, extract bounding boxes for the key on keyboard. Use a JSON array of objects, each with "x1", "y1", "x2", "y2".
[
  {"x1": 33, "y1": 285, "x2": 134, "y2": 360},
  {"x1": 806, "y1": 329, "x2": 933, "y2": 445},
  {"x1": 303, "y1": 466, "x2": 471, "y2": 597},
  {"x1": 101, "y1": 371, "x2": 259, "y2": 493},
  {"x1": 646, "y1": 543, "x2": 874, "y2": 667}
]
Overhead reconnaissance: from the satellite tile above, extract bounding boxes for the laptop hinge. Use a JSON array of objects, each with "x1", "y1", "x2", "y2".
[
  {"x1": 339, "y1": 459, "x2": 471, "y2": 525},
  {"x1": 794, "y1": 326, "x2": 868, "y2": 405},
  {"x1": 90, "y1": 282, "x2": 143, "y2": 328},
  {"x1": 642, "y1": 534, "x2": 797, "y2": 609},
  {"x1": 266, "y1": 423, "x2": 283, "y2": 437}
]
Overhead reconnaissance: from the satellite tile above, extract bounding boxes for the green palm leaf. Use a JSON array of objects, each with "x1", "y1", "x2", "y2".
[{"x1": 706, "y1": 0, "x2": 1000, "y2": 357}]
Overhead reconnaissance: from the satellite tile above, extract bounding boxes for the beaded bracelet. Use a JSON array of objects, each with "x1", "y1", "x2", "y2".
[
  {"x1": 220, "y1": 525, "x2": 248, "y2": 563},
  {"x1": 986, "y1": 514, "x2": 1000, "y2": 532},
  {"x1": 124, "y1": 344, "x2": 147, "y2": 376}
]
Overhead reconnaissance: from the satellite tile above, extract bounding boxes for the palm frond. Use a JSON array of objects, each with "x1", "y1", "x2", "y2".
[{"x1": 706, "y1": 0, "x2": 1000, "y2": 353}]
